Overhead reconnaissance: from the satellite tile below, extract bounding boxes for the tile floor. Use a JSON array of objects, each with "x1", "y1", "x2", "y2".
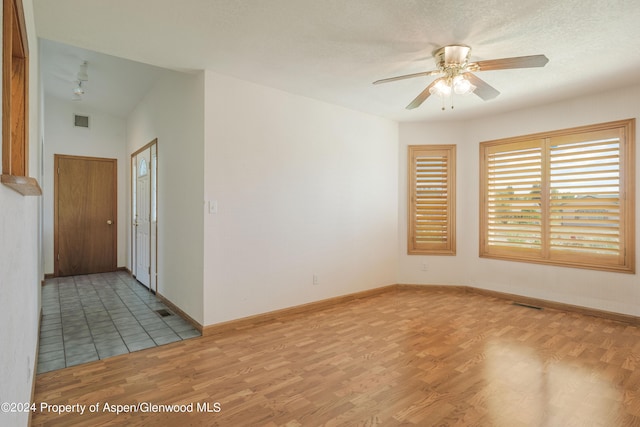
[{"x1": 38, "y1": 271, "x2": 201, "y2": 374}]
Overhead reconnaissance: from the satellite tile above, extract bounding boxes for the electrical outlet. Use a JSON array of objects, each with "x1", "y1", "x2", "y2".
[
  {"x1": 313, "y1": 274, "x2": 319, "y2": 285},
  {"x1": 421, "y1": 263, "x2": 428, "y2": 271}
]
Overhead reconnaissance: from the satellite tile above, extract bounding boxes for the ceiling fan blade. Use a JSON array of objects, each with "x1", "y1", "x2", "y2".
[
  {"x1": 469, "y1": 54, "x2": 549, "y2": 72},
  {"x1": 463, "y1": 73, "x2": 500, "y2": 101},
  {"x1": 373, "y1": 69, "x2": 440, "y2": 85},
  {"x1": 406, "y1": 80, "x2": 438, "y2": 109}
]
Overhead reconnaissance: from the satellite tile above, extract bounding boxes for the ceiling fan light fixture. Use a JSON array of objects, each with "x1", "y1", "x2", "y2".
[
  {"x1": 453, "y1": 75, "x2": 476, "y2": 95},
  {"x1": 429, "y1": 78, "x2": 452, "y2": 97},
  {"x1": 373, "y1": 44, "x2": 548, "y2": 110}
]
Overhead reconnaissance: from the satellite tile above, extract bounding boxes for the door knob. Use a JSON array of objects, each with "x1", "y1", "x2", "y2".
[{"x1": 107, "y1": 220, "x2": 113, "y2": 225}]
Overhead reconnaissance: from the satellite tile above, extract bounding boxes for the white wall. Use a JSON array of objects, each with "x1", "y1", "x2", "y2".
[
  {"x1": 202, "y1": 71, "x2": 399, "y2": 326},
  {"x1": 398, "y1": 121, "x2": 470, "y2": 286},
  {"x1": 0, "y1": 0, "x2": 42, "y2": 425},
  {"x1": 399, "y1": 84, "x2": 640, "y2": 316},
  {"x1": 126, "y1": 70, "x2": 205, "y2": 324},
  {"x1": 42, "y1": 95, "x2": 127, "y2": 274}
]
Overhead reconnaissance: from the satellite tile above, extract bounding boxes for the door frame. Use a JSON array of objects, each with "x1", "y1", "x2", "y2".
[
  {"x1": 53, "y1": 154, "x2": 118, "y2": 277},
  {"x1": 131, "y1": 139, "x2": 158, "y2": 292}
]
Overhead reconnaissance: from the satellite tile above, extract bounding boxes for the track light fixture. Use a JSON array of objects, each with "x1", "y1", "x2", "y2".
[{"x1": 72, "y1": 61, "x2": 88, "y2": 101}]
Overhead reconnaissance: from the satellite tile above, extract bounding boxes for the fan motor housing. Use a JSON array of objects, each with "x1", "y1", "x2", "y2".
[{"x1": 434, "y1": 45, "x2": 472, "y2": 69}]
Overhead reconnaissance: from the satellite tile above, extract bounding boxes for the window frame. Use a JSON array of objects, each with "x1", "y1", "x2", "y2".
[
  {"x1": 408, "y1": 144, "x2": 456, "y2": 255},
  {"x1": 0, "y1": 0, "x2": 40, "y2": 195},
  {"x1": 479, "y1": 119, "x2": 635, "y2": 273},
  {"x1": 2, "y1": 0, "x2": 28, "y2": 176}
]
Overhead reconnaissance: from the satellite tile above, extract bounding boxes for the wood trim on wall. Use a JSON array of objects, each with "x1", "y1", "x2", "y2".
[
  {"x1": 131, "y1": 138, "x2": 158, "y2": 157},
  {"x1": 0, "y1": 173, "x2": 40, "y2": 194},
  {"x1": 155, "y1": 291, "x2": 203, "y2": 333},
  {"x1": 130, "y1": 138, "x2": 158, "y2": 292},
  {"x1": 3, "y1": 0, "x2": 28, "y2": 175},
  {"x1": 463, "y1": 286, "x2": 640, "y2": 326},
  {"x1": 201, "y1": 285, "x2": 398, "y2": 336},
  {"x1": 1, "y1": 0, "x2": 41, "y2": 195},
  {"x1": 399, "y1": 283, "x2": 640, "y2": 326},
  {"x1": 185, "y1": 283, "x2": 640, "y2": 337}
]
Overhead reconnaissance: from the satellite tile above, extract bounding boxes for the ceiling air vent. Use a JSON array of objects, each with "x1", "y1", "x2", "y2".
[{"x1": 74, "y1": 114, "x2": 89, "y2": 128}]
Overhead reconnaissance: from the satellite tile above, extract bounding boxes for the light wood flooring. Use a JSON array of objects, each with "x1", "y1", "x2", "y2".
[{"x1": 33, "y1": 287, "x2": 640, "y2": 426}]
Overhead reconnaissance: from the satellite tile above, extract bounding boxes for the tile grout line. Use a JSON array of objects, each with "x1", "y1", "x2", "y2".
[
  {"x1": 38, "y1": 272, "x2": 201, "y2": 374},
  {"x1": 98, "y1": 274, "x2": 140, "y2": 355},
  {"x1": 86, "y1": 274, "x2": 118, "y2": 361},
  {"x1": 111, "y1": 274, "x2": 156, "y2": 350},
  {"x1": 119, "y1": 275, "x2": 183, "y2": 343},
  {"x1": 69, "y1": 275, "x2": 98, "y2": 367}
]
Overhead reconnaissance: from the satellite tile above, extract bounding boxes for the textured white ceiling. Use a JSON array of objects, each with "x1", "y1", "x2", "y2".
[{"x1": 34, "y1": 0, "x2": 640, "y2": 122}]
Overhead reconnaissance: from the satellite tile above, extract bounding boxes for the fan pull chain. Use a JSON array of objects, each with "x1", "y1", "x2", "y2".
[{"x1": 441, "y1": 93, "x2": 455, "y2": 111}]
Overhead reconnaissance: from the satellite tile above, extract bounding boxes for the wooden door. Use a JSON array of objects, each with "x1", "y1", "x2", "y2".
[{"x1": 54, "y1": 155, "x2": 117, "y2": 276}]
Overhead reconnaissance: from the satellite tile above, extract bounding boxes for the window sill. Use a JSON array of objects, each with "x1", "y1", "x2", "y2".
[{"x1": 1, "y1": 174, "x2": 42, "y2": 196}]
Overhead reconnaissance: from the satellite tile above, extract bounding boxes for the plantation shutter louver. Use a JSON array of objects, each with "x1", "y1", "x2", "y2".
[
  {"x1": 408, "y1": 145, "x2": 456, "y2": 255},
  {"x1": 480, "y1": 119, "x2": 635, "y2": 273},
  {"x1": 549, "y1": 129, "x2": 624, "y2": 264},
  {"x1": 484, "y1": 140, "x2": 543, "y2": 259}
]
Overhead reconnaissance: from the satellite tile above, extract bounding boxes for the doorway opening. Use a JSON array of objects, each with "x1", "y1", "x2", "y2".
[{"x1": 131, "y1": 139, "x2": 158, "y2": 292}]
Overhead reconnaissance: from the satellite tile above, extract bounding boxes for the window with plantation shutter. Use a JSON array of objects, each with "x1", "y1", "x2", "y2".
[
  {"x1": 483, "y1": 139, "x2": 543, "y2": 258},
  {"x1": 480, "y1": 119, "x2": 635, "y2": 273},
  {"x1": 408, "y1": 145, "x2": 456, "y2": 255}
]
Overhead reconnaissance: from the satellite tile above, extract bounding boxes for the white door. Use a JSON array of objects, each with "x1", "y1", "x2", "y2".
[
  {"x1": 149, "y1": 143, "x2": 157, "y2": 292},
  {"x1": 134, "y1": 150, "x2": 151, "y2": 287}
]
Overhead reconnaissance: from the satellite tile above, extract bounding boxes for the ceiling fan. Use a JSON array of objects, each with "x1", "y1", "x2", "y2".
[{"x1": 373, "y1": 45, "x2": 548, "y2": 110}]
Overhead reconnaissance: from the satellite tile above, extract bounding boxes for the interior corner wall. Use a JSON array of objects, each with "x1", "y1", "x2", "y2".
[
  {"x1": 398, "y1": 84, "x2": 640, "y2": 317},
  {"x1": 202, "y1": 71, "x2": 399, "y2": 326},
  {"x1": 41, "y1": 95, "x2": 128, "y2": 275},
  {"x1": 126, "y1": 70, "x2": 205, "y2": 325},
  {"x1": 0, "y1": 0, "x2": 42, "y2": 426}
]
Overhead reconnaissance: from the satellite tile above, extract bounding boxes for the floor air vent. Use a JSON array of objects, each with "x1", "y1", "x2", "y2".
[
  {"x1": 155, "y1": 309, "x2": 173, "y2": 317},
  {"x1": 512, "y1": 302, "x2": 542, "y2": 310}
]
